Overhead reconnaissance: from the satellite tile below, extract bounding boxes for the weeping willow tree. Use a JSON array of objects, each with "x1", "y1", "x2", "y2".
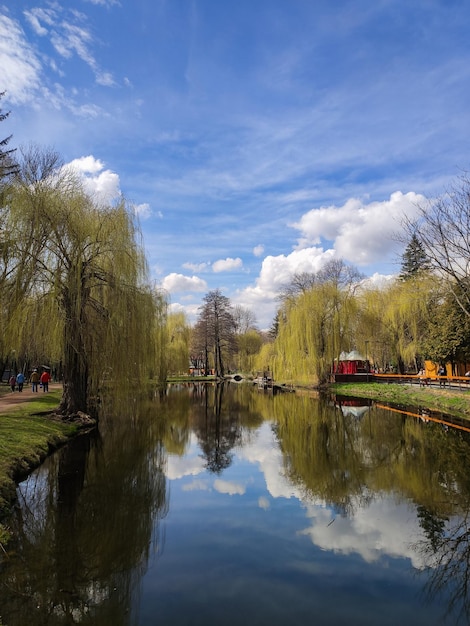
[
  {"x1": 165, "y1": 311, "x2": 191, "y2": 376},
  {"x1": 5, "y1": 146, "x2": 163, "y2": 417},
  {"x1": 262, "y1": 279, "x2": 358, "y2": 385},
  {"x1": 379, "y1": 275, "x2": 437, "y2": 372}
]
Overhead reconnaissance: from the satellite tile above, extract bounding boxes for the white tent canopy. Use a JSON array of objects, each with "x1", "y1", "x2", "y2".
[{"x1": 338, "y1": 350, "x2": 366, "y2": 361}]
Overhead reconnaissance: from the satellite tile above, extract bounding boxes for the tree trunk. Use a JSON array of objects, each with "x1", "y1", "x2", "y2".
[{"x1": 58, "y1": 312, "x2": 89, "y2": 417}]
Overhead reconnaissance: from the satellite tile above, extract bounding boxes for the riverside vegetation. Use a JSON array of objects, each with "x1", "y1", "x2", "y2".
[
  {"x1": 0, "y1": 389, "x2": 79, "y2": 543},
  {"x1": 331, "y1": 382, "x2": 470, "y2": 418}
]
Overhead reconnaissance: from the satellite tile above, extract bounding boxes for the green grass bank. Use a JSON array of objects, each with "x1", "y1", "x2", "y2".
[
  {"x1": 330, "y1": 382, "x2": 470, "y2": 418},
  {"x1": 0, "y1": 390, "x2": 78, "y2": 522}
]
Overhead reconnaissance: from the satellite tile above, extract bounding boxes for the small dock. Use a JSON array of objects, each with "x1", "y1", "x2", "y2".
[{"x1": 255, "y1": 371, "x2": 273, "y2": 391}]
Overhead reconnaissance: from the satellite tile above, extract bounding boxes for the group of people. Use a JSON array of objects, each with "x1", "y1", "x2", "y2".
[{"x1": 8, "y1": 369, "x2": 51, "y2": 393}]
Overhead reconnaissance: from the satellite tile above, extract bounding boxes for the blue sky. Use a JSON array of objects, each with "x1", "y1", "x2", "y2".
[{"x1": 1, "y1": 0, "x2": 470, "y2": 328}]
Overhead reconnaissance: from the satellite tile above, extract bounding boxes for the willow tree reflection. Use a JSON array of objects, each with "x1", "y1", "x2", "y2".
[
  {"x1": 0, "y1": 390, "x2": 169, "y2": 626},
  {"x1": 269, "y1": 391, "x2": 470, "y2": 621}
]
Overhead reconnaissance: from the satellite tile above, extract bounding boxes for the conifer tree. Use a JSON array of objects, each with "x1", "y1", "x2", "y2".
[
  {"x1": 399, "y1": 233, "x2": 430, "y2": 280},
  {"x1": 0, "y1": 92, "x2": 18, "y2": 180}
]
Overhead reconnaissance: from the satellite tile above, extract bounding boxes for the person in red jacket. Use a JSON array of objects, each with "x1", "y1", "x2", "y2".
[{"x1": 40, "y1": 369, "x2": 51, "y2": 392}]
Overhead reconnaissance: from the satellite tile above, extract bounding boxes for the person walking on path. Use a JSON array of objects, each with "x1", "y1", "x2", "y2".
[
  {"x1": 9, "y1": 374, "x2": 16, "y2": 392},
  {"x1": 30, "y1": 369, "x2": 40, "y2": 392},
  {"x1": 40, "y1": 369, "x2": 51, "y2": 392},
  {"x1": 16, "y1": 371, "x2": 25, "y2": 392}
]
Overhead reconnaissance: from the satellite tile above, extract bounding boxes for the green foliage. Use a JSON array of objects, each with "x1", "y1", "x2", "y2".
[
  {"x1": 263, "y1": 280, "x2": 358, "y2": 384},
  {"x1": 0, "y1": 390, "x2": 76, "y2": 512},
  {"x1": 331, "y1": 382, "x2": 470, "y2": 418},
  {"x1": 166, "y1": 311, "x2": 191, "y2": 375},
  {"x1": 236, "y1": 329, "x2": 263, "y2": 372},
  {"x1": 421, "y1": 285, "x2": 470, "y2": 363},
  {"x1": 2, "y1": 146, "x2": 164, "y2": 415}
]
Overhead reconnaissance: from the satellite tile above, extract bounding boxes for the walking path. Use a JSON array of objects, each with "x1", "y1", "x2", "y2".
[{"x1": 0, "y1": 384, "x2": 62, "y2": 414}]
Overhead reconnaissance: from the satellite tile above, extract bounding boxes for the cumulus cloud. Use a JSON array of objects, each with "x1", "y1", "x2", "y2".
[
  {"x1": 0, "y1": 14, "x2": 42, "y2": 104},
  {"x1": 239, "y1": 422, "x2": 303, "y2": 499},
  {"x1": 166, "y1": 455, "x2": 206, "y2": 480},
  {"x1": 300, "y1": 498, "x2": 426, "y2": 569},
  {"x1": 293, "y1": 192, "x2": 426, "y2": 266},
  {"x1": 68, "y1": 155, "x2": 104, "y2": 174},
  {"x1": 161, "y1": 273, "x2": 208, "y2": 293},
  {"x1": 253, "y1": 244, "x2": 265, "y2": 257},
  {"x1": 232, "y1": 247, "x2": 337, "y2": 328},
  {"x1": 65, "y1": 155, "x2": 121, "y2": 204},
  {"x1": 257, "y1": 247, "x2": 336, "y2": 293},
  {"x1": 212, "y1": 257, "x2": 243, "y2": 273},
  {"x1": 359, "y1": 272, "x2": 396, "y2": 290}
]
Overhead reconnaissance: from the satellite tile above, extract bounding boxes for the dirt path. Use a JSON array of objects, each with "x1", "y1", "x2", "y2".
[{"x1": 0, "y1": 383, "x2": 62, "y2": 414}]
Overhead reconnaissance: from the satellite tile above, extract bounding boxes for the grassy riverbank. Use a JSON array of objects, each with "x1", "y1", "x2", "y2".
[
  {"x1": 0, "y1": 390, "x2": 78, "y2": 523},
  {"x1": 330, "y1": 382, "x2": 470, "y2": 418}
]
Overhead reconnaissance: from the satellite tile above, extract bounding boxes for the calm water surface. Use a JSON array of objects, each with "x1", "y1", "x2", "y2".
[{"x1": 1, "y1": 383, "x2": 470, "y2": 625}]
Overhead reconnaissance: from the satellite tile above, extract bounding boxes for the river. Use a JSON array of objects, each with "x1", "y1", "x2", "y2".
[{"x1": 1, "y1": 382, "x2": 470, "y2": 625}]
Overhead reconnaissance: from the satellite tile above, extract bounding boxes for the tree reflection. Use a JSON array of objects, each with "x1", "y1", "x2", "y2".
[
  {"x1": 268, "y1": 391, "x2": 470, "y2": 622},
  {"x1": 418, "y1": 507, "x2": 470, "y2": 624},
  {"x1": 192, "y1": 383, "x2": 241, "y2": 473},
  {"x1": 0, "y1": 390, "x2": 169, "y2": 626}
]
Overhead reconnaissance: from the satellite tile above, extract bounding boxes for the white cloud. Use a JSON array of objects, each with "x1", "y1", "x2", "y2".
[
  {"x1": 258, "y1": 496, "x2": 270, "y2": 510},
  {"x1": 300, "y1": 497, "x2": 426, "y2": 569},
  {"x1": 0, "y1": 14, "x2": 42, "y2": 104},
  {"x1": 161, "y1": 273, "x2": 208, "y2": 293},
  {"x1": 166, "y1": 454, "x2": 206, "y2": 480},
  {"x1": 24, "y1": 6, "x2": 115, "y2": 88},
  {"x1": 293, "y1": 192, "x2": 426, "y2": 266},
  {"x1": 168, "y1": 302, "x2": 201, "y2": 323},
  {"x1": 182, "y1": 479, "x2": 211, "y2": 492},
  {"x1": 133, "y1": 203, "x2": 151, "y2": 219},
  {"x1": 83, "y1": 0, "x2": 119, "y2": 5},
  {"x1": 212, "y1": 257, "x2": 243, "y2": 273},
  {"x1": 255, "y1": 247, "x2": 336, "y2": 296},
  {"x1": 183, "y1": 261, "x2": 210, "y2": 272},
  {"x1": 239, "y1": 422, "x2": 303, "y2": 499},
  {"x1": 68, "y1": 155, "x2": 104, "y2": 174},
  {"x1": 213, "y1": 479, "x2": 246, "y2": 496},
  {"x1": 23, "y1": 9, "x2": 50, "y2": 36},
  {"x1": 253, "y1": 244, "x2": 265, "y2": 257},
  {"x1": 65, "y1": 155, "x2": 121, "y2": 204},
  {"x1": 232, "y1": 247, "x2": 337, "y2": 329},
  {"x1": 96, "y1": 71, "x2": 115, "y2": 87},
  {"x1": 359, "y1": 272, "x2": 396, "y2": 290}
]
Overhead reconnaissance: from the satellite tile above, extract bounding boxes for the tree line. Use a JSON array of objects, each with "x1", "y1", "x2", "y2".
[
  {"x1": 182, "y1": 179, "x2": 470, "y2": 386},
  {"x1": 3, "y1": 90, "x2": 470, "y2": 413}
]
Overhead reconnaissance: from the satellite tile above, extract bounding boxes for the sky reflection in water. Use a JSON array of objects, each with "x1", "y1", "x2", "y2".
[
  {"x1": 141, "y1": 415, "x2": 450, "y2": 625},
  {"x1": 3, "y1": 385, "x2": 468, "y2": 626}
]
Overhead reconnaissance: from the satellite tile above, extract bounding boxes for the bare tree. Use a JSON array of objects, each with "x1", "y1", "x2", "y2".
[
  {"x1": 406, "y1": 174, "x2": 470, "y2": 317},
  {"x1": 196, "y1": 289, "x2": 236, "y2": 378},
  {"x1": 232, "y1": 304, "x2": 258, "y2": 334},
  {"x1": 279, "y1": 259, "x2": 364, "y2": 303}
]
